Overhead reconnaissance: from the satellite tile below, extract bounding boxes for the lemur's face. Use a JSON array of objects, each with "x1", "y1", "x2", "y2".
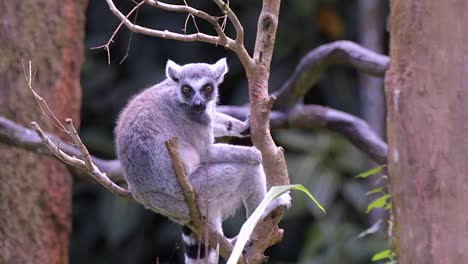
[
  {"x1": 165, "y1": 58, "x2": 228, "y2": 113},
  {"x1": 179, "y1": 79, "x2": 215, "y2": 112}
]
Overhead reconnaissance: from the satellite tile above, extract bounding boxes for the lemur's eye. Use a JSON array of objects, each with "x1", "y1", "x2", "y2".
[
  {"x1": 182, "y1": 86, "x2": 191, "y2": 94},
  {"x1": 204, "y1": 85, "x2": 213, "y2": 93}
]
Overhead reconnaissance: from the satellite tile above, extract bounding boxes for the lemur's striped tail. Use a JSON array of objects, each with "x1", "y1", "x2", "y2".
[{"x1": 182, "y1": 226, "x2": 216, "y2": 264}]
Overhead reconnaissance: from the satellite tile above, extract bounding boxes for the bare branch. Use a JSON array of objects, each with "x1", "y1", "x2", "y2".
[
  {"x1": 144, "y1": 0, "x2": 228, "y2": 41},
  {"x1": 217, "y1": 105, "x2": 388, "y2": 164},
  {"x1": 65, "y1": 118, "x2": 94, "y2": 171},
  {"x1": 119, "y1": 3, "x2": 140, "y2": 65},
  {"x1": 244, "y1": 207, "x2": 285, "y2": 262},
  {"x1": 103, "y1": 0, "x2": 254, "y2": 70},
  {"x1": 288, "y1": 105, "x2": 388, "y2": 164},
  {"x1": 30, "y1": 121, "x2": 134, "y2": 201},
  {"x1": 211, "y1": 0, "x2": 244, "y2": 44},
  {"x1": 22, "y1": 60, "x2": 67, "y2": 132},
  {"x1": 165, "y1": 138, "x2": 203, "y2": 228},
  {"x1": 273, "y1": 40, "x2": 390, "y2": 111},
  {"x1": 103, "y1": 0, "x2": 235, "y2": 48},
  {"x1": 92, "y1": 0, "x2": 144, "y2": 64},
  {"x1": 0, "y1": 116, "x2": 124, "y2": 183}
]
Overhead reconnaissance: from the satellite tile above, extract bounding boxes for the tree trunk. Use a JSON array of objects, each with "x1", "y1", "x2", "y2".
[
  {"x1": 386, "y1": 0, "x2": 468, "y2": 263},
  {"x1": 0, "y1": 0, "x2": 88, "y2": 263},
  {"x1": 358, "y1": 0, "x2": 385, "y2": 139}
]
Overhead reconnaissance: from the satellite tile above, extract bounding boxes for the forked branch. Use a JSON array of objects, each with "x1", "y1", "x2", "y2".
[
  {"x1": 211, "y1": 0, "x2": 244, "y2": 44},
  {"x1": 0, "y1": 116, "x2": 124, "y2": 183},
  {"x1": 30, "y1": 120, "x2": 134, "y2": 200},
  {"x1": 104, "y1": 0, "x2": 227, "y2": 46},
  {"x1": 92, "y1": 1, "x2": 145, "y2": 64},
  {"x1": 101, "y1": 0, "x2": 253, "y2": 71},
  {"x1": 143, "y1": 0, "x2": 229, "y2": 43}
]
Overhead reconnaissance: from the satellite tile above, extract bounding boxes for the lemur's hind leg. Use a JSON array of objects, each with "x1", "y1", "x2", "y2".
[{"x1": 190, "y1": 162, "x2": 267, "y2": 229}]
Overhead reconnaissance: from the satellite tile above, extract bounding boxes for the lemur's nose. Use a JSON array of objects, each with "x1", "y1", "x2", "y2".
[{"x1": 192, "y1": 100, "x2": 206, "y2": 111}]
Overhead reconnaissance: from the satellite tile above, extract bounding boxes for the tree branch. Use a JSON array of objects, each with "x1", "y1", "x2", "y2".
[
  {"x1": 217, "y1": 105, "x2": 388, "y2": 164},
  {"x1": 103, "y1": 0, "x2": 234, "y2": 48},
  {"x1": 165, "y1": 138, "x2": 203, "y2": 228},
  {"x1": 273, "y1": 40, "x2": 390, "y2": 111},
  {"x1": 211, "y1": 0, "x2": 244, "y2": 44},
  {"x1": 102, "y1": 0, "x2": 254, "y2": 74},
  {"x1": 164, "y1": 137, "x2": 245, "y2": 264},
  {"x1": 0, "y1": 116, "x2": 124, "y2": 183},
  {"x1": 92, "y1": 0, "x2": 145, "y2": 64},
  {"x1": 143, "y1": 0, "x2": 230, "y2": 43},
  {"x1": 30, "y1": 120, "x2": 134, "y2": 201}
]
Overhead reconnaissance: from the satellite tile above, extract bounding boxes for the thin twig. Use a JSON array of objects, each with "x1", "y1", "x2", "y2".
[
  {"x1": 182, "y1": 0, "x2": 200, "y2": 33},
  {"x1": 92, "y1": 0, "x2": 145, "y2": 64},
  {"x1": 65, "y1": 118, "x2": 93, "y2": 171},
  {"x1": 120, "y1": 0, "x2": 141, "y2": 64},
  {"x1": 24, "y1": 59, "x2": 133, "y2": 200},
  {"x1": 211, "y1": 0, "x2": 244, "y2": 44},
  {"x1": 143, "y1": 0, "x2": 226, "y2": 40},
  {"x1": 22, "y1": 60, "x2": 67, "y2": 133},
  {"x1": 137, "y1": 0, "x2": 232, "y2": 46}
]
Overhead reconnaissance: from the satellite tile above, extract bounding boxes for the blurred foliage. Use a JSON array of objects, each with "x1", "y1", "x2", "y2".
[{"x1": 73, "y1": 0, "x2": 389, "y2": 263}]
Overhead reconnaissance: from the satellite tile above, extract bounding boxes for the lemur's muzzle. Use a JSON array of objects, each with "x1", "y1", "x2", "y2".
[{"x1": 191, "y1": 100, "x2": 206, "y2": 112}]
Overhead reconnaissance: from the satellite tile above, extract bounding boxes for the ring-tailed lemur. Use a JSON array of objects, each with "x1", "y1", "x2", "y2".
[{"x1": 115, "y1": 58, "x2": 290, "y2": 264}]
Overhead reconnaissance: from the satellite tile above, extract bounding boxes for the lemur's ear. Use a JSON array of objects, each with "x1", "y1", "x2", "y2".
[
  {"x1": 166, "y1": 60, "x2": 182, "y2": 82},
  {"x1": 211, "y1": 58, "x2": 228, "y2": 84}
]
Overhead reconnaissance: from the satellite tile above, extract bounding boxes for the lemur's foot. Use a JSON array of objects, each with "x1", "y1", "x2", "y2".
[{"x1": 261, "y1": 192, "x2": 291, "y2": 218}]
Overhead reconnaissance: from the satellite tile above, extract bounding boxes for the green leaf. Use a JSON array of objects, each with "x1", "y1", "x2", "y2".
[
  {"x1": 372, "y1": 249, "x2": 393, "y2": 261},
  {"x1": 292, "y1": 184, "x2": 326, "y2": 213},
  {"x1": 226, "y1": 184, "x2": 324, "y2": 264},
  {"x1": 385, "y1": 203, "x2": 392, "y2": 210},
  {"x1": 366, "y1": 187, "x2": 384, "y2": 196},
  {"x1": 367, "y1": 194, "x2": 390, "y2": 213},
  {"x1": 356, "y1": 165, "x2": 385, "y2": 179}
]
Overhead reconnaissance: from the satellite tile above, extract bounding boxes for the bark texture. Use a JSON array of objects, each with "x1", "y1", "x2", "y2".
[
  {"x1": 0, "y1": 0, "x2": 87, "y2": 263},
  {"x1": 385, "y1": 0, "x2": 468, "y2": 263}
]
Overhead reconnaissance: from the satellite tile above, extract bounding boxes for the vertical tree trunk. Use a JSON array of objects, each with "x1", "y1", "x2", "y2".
[
  {"x1": 358, "y1": 0, "x2": 385, "y2": 138},
  {"x1": 0, "y1": 1, "x2": 88, "y2": 263},
  {"x1": 386, "y1": 0, "x2": 468, "y2": 262}
]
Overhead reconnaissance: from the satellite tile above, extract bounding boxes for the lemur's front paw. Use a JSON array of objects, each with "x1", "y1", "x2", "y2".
[
  {"x1": 239, "y1": 115, "x2": 250, "y2": 137},
  {"x1": 261, "y1": 192, "x2": 292, "y2": 218},
  {"x1": 276, "y1": 192, "x2": 292, "y2": 208},
  {"x1": 247, "y1": 147, "x2": 262, "y2": 164}
]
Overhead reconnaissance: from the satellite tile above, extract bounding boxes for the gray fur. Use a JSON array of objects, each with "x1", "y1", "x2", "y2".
[{"x1": 115, "y1": 58, "x2": 290, "y2": 263}]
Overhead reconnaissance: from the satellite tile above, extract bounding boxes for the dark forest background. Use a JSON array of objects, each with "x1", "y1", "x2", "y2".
[{"x1": 72, "y1": 1, "x2": 389, "y2": 263}]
